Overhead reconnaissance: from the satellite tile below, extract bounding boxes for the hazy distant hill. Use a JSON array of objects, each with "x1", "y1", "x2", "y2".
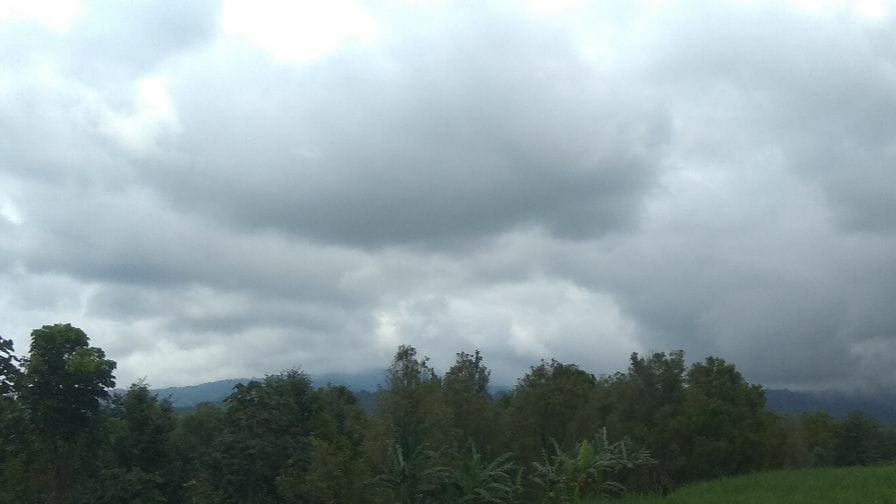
[
  {"x1": 149, "y1": 378, "x2": 250, "y2": 409},
  {"x1": 764, "y1": 389, "x2": 896, "y2": 424},
  {"x1": 131, "y1": 375, "x2": 895, "y2": 424},
  {"x1": 138, "y1": 369, "x2": 387, "y2": 410},
  {"x1": 311, "y1": 369, "x2": 386, "y2": 391}
]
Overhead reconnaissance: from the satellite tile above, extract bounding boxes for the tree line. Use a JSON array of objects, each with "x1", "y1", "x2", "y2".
[{"x1": 1, "y1": 323, "x2": 894, "y2": 504}]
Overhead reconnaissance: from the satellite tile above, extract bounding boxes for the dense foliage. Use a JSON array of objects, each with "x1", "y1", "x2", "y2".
[{"x1": 1, "y1": 324, "x2": 895, "y2": 504}]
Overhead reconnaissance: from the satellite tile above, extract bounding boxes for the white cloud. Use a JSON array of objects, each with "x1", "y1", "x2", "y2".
[
  {"x1": 0, "y1": 198, "x2": 22, "y2": 225},
  {"x1": 370, "y1": 279, "x2": 640, "y2": 383},
  {"x1": 791, "y1": 0, "x2": 890, "y2": 22},
  {"x1": 220, "y1": 0, "x2": 381, "y2": 64},
  {"x1": 0, "y1": 0, "x2": 82, "y2": 32},
  {"x1": 100, "y1": 75, "x2": 180, "y2": 154}
]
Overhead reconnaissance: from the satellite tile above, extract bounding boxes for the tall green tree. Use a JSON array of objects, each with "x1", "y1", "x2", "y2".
[
  {"x1": 97, "y1": 381, "x2": 176, "y2": 504},
  {"x1": 277, "y1": 385, "x2": 374, "y2": 503},
  {"x1": 376, "y1": 345, "x2": 452, "y2": 504},
  {"x1": 833, "y1": 411, "x2": 882, "y2": 467},
  {"x1": 442, "y1": 350, "x2": 496, "y2": 454},
  {"x1": 0, "y1": 336, "x2": 25, "y2": 504},
  {"x1": 504, "y1": 360, "x2": 600, "y2": 464},
  {"x1": 879, "y1": 425, "x2": 896, "y2": 462},
  {"x1": 800, "y1": 411, "x2": 837, "y2": 467},
  {"x1": 177, "y1": 403, "x2": 228, "y2": 504},
  {"x1": 107, "y1": 381, "x2": 175, "y2": 473},
  {"x1": 0, "y1": 333, "x2": 21, "y2": 455},
  {"x1": 20, "y1": 324, "x2": 116, "y2": 438},
  {"x1": 378, "y1": 345, "x2": 446, "y2": 456},
  {"x1": 0, "y1": 335, "x2": 20, "y2": 397},
  {"x1": 18, "y1": 323, "x2": 117, "y2": 504},
  {"x1": 207, "y1": 370, "x2": 317, "y2": 504},
  {"x1": 605, "y1": 351, "x2": 687, "y2": 488},
  {"x1": 674, "y1": 356, "x2": 772, "y2": 481},
  {"x1": 607, "y1": 351, "x2": 686, "y2": 438}
]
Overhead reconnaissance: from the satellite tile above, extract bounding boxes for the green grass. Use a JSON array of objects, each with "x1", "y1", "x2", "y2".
[{"x1": 608, "y1": 465, "x2": 896, "y2": 504}]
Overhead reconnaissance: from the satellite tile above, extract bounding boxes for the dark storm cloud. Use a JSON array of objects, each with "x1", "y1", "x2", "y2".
[{"x1": 147, "y1": 12, "x2": 669, "y2": 248}]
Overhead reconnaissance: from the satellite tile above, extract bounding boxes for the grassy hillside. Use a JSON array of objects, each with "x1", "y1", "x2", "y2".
[{"x1": 613, "y1": 465, "x2": 896, "y2": 504}]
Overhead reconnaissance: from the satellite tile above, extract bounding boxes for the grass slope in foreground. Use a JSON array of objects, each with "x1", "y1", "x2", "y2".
[{"x1": 614, "y1": 465, "x2": 896, "y2": 504}]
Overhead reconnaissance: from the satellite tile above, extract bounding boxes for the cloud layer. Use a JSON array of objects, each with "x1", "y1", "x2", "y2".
[{"x1": 1, "y1": 0, "x2": 895, "y2": 391}]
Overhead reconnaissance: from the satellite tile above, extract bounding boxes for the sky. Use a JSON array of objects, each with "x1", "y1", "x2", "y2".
[{"x1": 1, "y1": 0, "x2": 895, "y2": 391}]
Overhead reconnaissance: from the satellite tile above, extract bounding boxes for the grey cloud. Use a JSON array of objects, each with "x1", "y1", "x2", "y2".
[
  {"x1": 147, "y1": 12, "x2": 669, "y2": 248},
  {"x1": 0, "y1": 0, "x2": 219, "y2": 182},
  {"x1": 84, "y1": 284, "x2": 175, "y2": 322},
  {"x1": 3, "y1": 1, "x2": 896, "y2": 392},
  {"x1": 8, "y1": 179, "x2": 380, "y2": 315},
  {"x1": 0, "y1": 271, "x2": 86, "y2": 314},
  {"x1": 651, "y1": 5, "x2": 896, "y2": 232},
  {"x1": 541, "y1": 126, "x2": 896, "y2": 392},
  {"x1": 0, "y1": 78, "x2": 120, "y2": 183},
  {"x1": 511, "y1": 4, "x2": 896, "y2": 391},
  {"x1": 545, "y1": 229, "x2": 869, "y2": 390},
  {"x1": 84, "y1": 282, "x2": 369, "y2": 349}
]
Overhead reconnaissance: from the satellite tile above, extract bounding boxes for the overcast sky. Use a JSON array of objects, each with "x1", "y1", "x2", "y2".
[{"x1": 1, "y1": 0, "x2": 895, "y2": 391}]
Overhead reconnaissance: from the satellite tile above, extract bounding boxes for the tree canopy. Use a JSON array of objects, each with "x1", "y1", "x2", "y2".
[
  {"x1": 2, "y1": 323, "x2": 894, "y2": 504},
  {"x1": 19, "y1": 323, "x2": 116, "y2": 439}
]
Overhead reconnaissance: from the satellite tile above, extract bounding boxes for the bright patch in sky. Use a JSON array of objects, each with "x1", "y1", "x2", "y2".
[
  {"x1": 0, "y1": 198, "x2": 22, "y2": 225},
  {"x1": 101, "y1": 76, "x2": 178, "y2": 153},
  {"x1": 525, "y1": 0, "x2": 587, "y2": 16},
  {"x1": 221, "y1": 0, "x2": 382, "y2": 64},
  {"x1": 0, "y1": 0, "x2": 82, "y2": 32},
  {"x1": 792, "y1": 0, "x2": 889, "y2": 21}
]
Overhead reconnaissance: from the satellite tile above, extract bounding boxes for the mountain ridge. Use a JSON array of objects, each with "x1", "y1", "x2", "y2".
[{"x1": 125, "y1": 375, "x2": 896, "y2": 424}]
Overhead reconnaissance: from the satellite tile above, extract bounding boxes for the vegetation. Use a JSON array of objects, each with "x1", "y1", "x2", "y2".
[
  {"x1": 613, "y1": 465, "x2": 896, "y2": 504},
  {"x1": 1, "y1": 323, "x2": 895, "y2": 504}
]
